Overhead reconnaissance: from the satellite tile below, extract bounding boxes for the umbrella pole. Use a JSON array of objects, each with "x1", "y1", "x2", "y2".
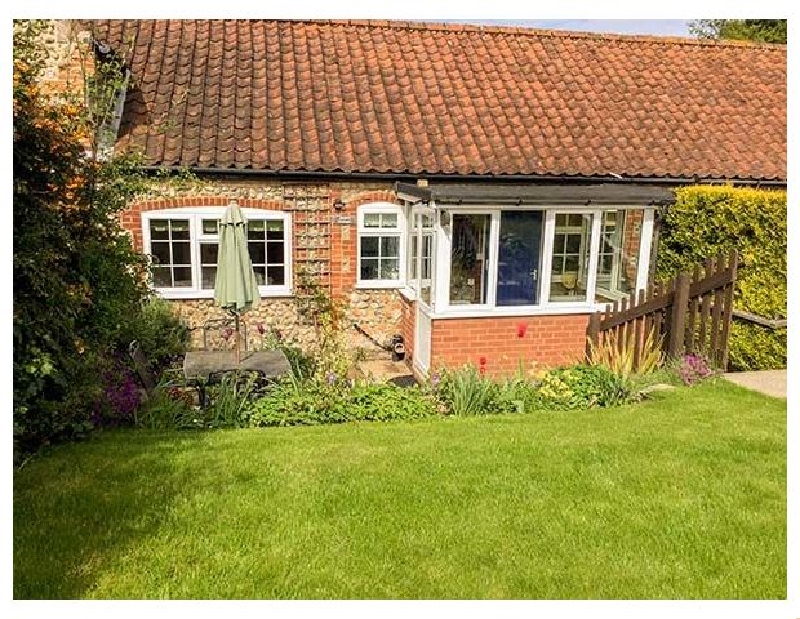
[{"x1": 234, "y1": 311, "x2": 241, "y2": 365}]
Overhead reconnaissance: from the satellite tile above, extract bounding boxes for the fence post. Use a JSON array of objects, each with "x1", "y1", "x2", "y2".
[
  {"x1": 586, "y1": 312, "x2": 600, "y2": 360},
  {"x1": 668, "y1": 272, "x2": 690, "y2": 358}
]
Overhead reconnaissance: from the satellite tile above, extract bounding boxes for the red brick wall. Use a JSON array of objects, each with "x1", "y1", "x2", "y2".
[
  {"x1": 399, "y1": 295, "x2": 416, "y2": 359},
  {"x1": 430, "y1": 314, "x2": 590, "y2": 375}
]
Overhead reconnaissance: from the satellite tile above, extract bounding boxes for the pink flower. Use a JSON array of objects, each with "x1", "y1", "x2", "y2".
[{"x1": 221, "y1": 327, "x2": 233, "y2": 341}]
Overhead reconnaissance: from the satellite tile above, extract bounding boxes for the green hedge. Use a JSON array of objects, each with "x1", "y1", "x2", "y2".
[{"x1": 656, "y1": 186, "x2": 786, "y2": 371}]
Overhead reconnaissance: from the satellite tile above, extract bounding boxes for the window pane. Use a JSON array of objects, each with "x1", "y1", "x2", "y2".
[
  {"x1": 200, "y1": 243, "x2": 218, "y2": 264},
  {"x1": 150, "y1": 220, "x2": 169, "y2": 240},
  {"x1": 497, "y1": 210, "x2": 543, "y2": 306},
  {"x1": 594, "y1": 209, "x2": 644, "y2": 304},
  {"x1": 202, "y1": 219, "x2": 219, "y2": 235},
  {"x1": 252, "y1": 266, "x2": 266, "y2": 286},
  {"x1": 380, "y1": 213, "x2": 398, "y2": 228},
  {"x1": 409, "y1": 234, "x2": 419, "y2": 280},
  {"x1": 267, "y1": 266, "x2": 285, "y2": 286},
  {"x1": 381, "y1": 235, "x2": 399, "y2": 258},
  {"x1": 152, "y1": 266, "x2": 171, "y2": 287},
  {"x1": 266, "y1": 220, "x2": 284, "y2": 240},
  {"x1": 266, "y1": 241, "x2": 284, "y2": 264},
  {"x1": 201, "y1": 266, "x2": 217, "y2": 289},
  {"x1": 170, "y1": 220, "x2": 190, "y2": 240},
  {"x1": 450, "y1": 214, "x2": 491, "y2": 305},
  {"x1": 360, "y1": 258, "x2": 379, "y2": 281},
  {"x1": 360, "y1": 236, "x2": 379, "y2": 258},
  {"x1": 172, "y1": 267, "x2": 192, "y2": 288},
  {"x1": 380, "y1": 258, "x2": 400, "y2": 280},
  {"x1": 549, "y1": 213, "x2": 593, "y2": 303},
  {"x1": 248, "y1": 241, "x2": 266, "y2": 265},
  {"x1": 172, "y1": 242, "x2": 191, "y2": 265},
  {"x1": 363, "y1": 213, "x2": 380, "y2": 228},
  {"x1": 248, "y1": 220, "x2": 266, "y2": 240},
  {"x1": 554, "y1": 233, "x2": 566, "y2": 252},
  {"x1": 150, "y1": 241, "x2": 171, "y2": 265},
  {"x1": 565, "y1": 234, "x2": 582, "y2": 254}
]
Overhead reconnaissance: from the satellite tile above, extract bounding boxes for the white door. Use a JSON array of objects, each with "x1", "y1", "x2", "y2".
[{"x1": 412, "y1": 208, "x2": 435, "y2": 374}]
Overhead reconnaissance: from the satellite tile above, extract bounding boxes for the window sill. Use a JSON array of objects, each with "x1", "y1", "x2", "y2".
[
  {"x1": 430, "y1": 303, "x2": 608, "y2": 320},
  {"x1": 399, "y1": 287, "x2": 417, "y2": 302},
  {"x1": 355, "y1": 281, "x2": 406, "y2": 291},
  {"x1": 154, "y1": 287, "x2": 294, "y2": 300}
]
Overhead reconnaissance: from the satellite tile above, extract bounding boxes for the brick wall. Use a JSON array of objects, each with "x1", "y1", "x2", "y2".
[
  {"x1": 430, "y1": 314, "x2": 590, "y2": 375},
  {"x1": 399, "y1": 295, "x2": 416, "y2": 360}
]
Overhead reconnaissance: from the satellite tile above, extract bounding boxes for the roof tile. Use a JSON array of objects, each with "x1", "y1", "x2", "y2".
[{"x1": 91, "y1": 19, "x2": 786, "y2": 181}]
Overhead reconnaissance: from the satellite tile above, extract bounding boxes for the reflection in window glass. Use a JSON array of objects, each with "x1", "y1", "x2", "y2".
[
  {"x1": 594, "y1": 209, "x2": 643, "y2": 303},
  {"x1": 549, "y1": 213, "x2": 593, "y2": 302},
  {"x1": 497, "y1": 210, "x2": 543, "y2": 306},
  {"x1": 450, "y1": 214, "x2": 491, "y2": 305}
]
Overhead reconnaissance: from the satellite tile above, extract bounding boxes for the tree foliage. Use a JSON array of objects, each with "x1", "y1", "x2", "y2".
[
  {"x1": 13, "y1": 20, "x2": 151, "y2": 450},
  {"x1": 689, "y1": 19, "x2": 787, "y2": 44}
]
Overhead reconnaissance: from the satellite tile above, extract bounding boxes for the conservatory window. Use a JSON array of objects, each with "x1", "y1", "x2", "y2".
[
  {"x1": 548, "y1": 213, "x2": 594, "y2": 303},
  {"x1": 594, "y1": 209, "x2": 644, "y2": 303},
  {"x1": 449, "y1": 213, "x2": 492, "y2": 305}
]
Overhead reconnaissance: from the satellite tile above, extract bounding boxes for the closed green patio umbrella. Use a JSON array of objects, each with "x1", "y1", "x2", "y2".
[{"x1": 214, "y1": 202, "x2": 260, "y2": 364}]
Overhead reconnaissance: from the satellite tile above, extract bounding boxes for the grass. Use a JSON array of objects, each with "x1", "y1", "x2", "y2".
[{"x1": 13, "y1": 379, "x2": 785, "y2": 599}]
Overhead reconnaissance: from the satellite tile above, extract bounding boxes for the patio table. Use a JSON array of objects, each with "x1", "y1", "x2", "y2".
[{"x1": 183, "y1": 349, "x2": 292, "y2": 383}]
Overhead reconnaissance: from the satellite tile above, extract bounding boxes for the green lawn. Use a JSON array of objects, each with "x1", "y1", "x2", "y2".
[{"x1": 13, "y1": 380, "x2": 785, "y2": 599}]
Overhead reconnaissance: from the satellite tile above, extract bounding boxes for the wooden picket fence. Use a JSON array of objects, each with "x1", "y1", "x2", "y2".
[{"x1": 587, "y1": 250, "x2": 738, "y2": 370}]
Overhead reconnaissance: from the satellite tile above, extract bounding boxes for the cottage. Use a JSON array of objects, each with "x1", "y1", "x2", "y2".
[{"x1": 43, "y1": 19, "x2": 786, "y2": 375}]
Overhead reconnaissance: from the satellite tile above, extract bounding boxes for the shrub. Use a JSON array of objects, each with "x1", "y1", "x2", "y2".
[
  {"x1": 433, "y1": 366, "x2": 507, "y2": 416},
  {"x1": 136, "y1": 387, "x2": 201, "y2": 430},
  {"x1": 656, "y1": 185, "x2": 786, "y2": 371},
  {"x1": 205, "y1": 372, "x2": 260, "y2": 428},
  {"x1": 533, "y1": 365, "x2": 630, "y2": 410},
  {"x1": 92, "y1": 355, "x2": 142, "y2": 427},
  {"x1": 431, "y1": 364, "x2": 630, "y2": 415},
  {"x1": 587, "y1": 326, "x2": 663, "y2": 383},
  {"x1": 675, "y1": 354, "x2": 715, "y2": 386},
  {"x1": 13, "y1": 22, "x2": 149, "y2": 451},
  {"x1": 248, "y1": 379, "x2": 438, "y2": 427},
  {"x1": 121, "y1": 297, "x2": 190, "y2": 379}
]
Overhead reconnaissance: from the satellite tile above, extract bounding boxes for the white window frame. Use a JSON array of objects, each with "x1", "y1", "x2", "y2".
[
  {"x1": 356, "y1": 203, "x2": 407, "y2": 289},
  {"x1": 428, "y1": 204, "x2": 655, "y2": 319},
  {"x1": 141, "y1": 207, "x2": 293, "y2": 299}
]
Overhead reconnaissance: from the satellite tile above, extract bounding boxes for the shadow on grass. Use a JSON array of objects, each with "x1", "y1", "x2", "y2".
[{"x1": 13, "y1": 429, "x2": 209, "y2": 599}]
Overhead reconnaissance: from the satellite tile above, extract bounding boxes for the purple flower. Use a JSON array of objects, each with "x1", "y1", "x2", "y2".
[
  {"x1": 431, "y1": 372, "x2": 441, "y2": 388},
  {"x1": 326, "y1": 371, "x2": 337, "y2": 385},
  {"x1": 222, "y1": 327, "x2": 234, "y2": 341}
]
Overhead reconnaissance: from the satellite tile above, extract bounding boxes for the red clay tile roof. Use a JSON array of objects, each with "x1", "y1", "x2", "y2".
[{"x1": 90, "y1": 19, "x2": 786, "y2": 181}]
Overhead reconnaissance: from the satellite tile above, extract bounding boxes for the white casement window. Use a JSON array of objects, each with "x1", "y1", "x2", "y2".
[
  {"x1": 142, "y1": 208, "x2": 292, "y2": 299},
  {"x1": 357, "y1": 203, "x2": 406, "y2": 288}
]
